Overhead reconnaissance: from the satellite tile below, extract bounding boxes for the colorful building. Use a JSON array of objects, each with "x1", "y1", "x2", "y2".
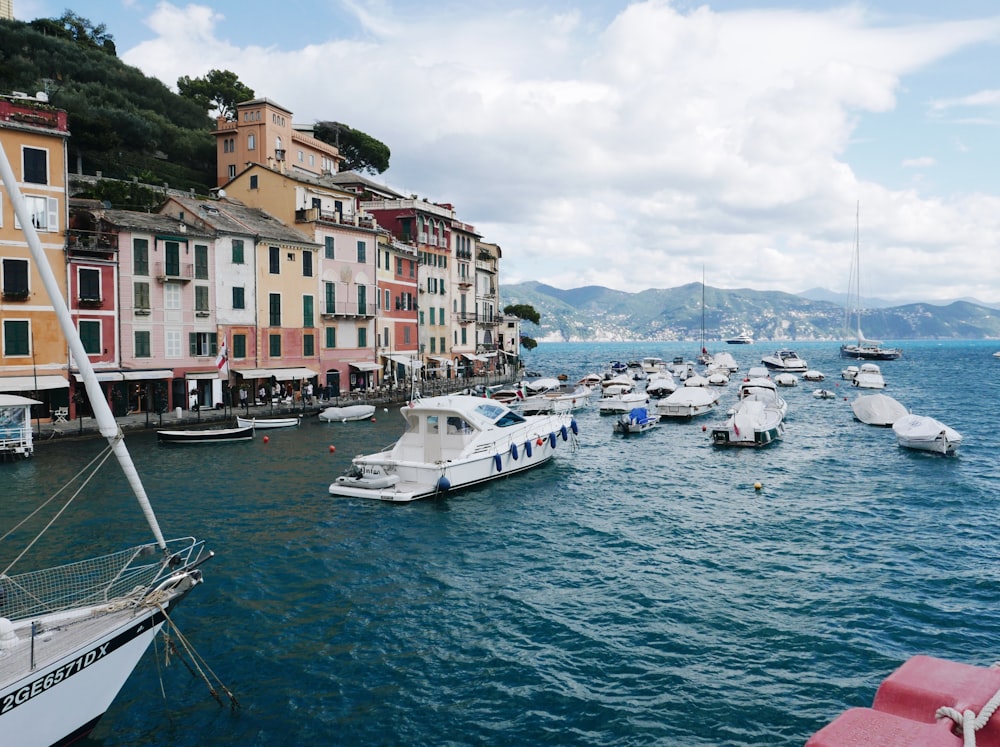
[{"x1": 0, "y1": 93, "x2": 71, "y2": 417}]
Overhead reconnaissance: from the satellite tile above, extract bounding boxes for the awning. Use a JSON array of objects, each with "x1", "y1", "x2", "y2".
[
  {"x1": 386, "y1": 354, "x2": 422, "y2": 369},
  {"x1": 0, "y1": 394, "x2": 42, "y2": 406},
  {"x1": 185, "y1": 371, "x2": 219, "y2": 380},
  {"x1": 234, "y1": 367, "x2": 318, "y2": 381},
  {"x1": 73, "y1": 371, "x2": 124, "y2": 383},
  {"x1": 0, "y1": 375, "x2": 69, "y2": 392},
  {"x1": 427, "y1": 356, "x2": 453, "y2": 366},
  {"x1": 122, "y1": 369, "x2": 173, "y2": 381},
  {"x1": 347, "y1": 361, "x2": 380, "y2": 372},
  {"x1": 460, "y1": 353, "x2": 489, "y2": 362}
]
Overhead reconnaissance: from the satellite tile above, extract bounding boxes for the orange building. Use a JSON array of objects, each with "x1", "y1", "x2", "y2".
[{"x1": 0, "y1": 93, "x2": 71, "y2": 417}]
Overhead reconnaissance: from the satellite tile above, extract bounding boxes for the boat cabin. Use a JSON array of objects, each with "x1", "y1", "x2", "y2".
[{"x1": 0, "y1": 395, "x2": 41, "y2": 460}]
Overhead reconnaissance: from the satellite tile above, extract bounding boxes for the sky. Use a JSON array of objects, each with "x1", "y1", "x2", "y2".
[{"x1": 15, "y1": 0, "x2": 1000, "y2": 304}]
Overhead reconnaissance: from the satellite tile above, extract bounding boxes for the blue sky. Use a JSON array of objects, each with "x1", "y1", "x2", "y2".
[{"x1": 15, "y1": 1, "x2": 1000, "y2": 304}]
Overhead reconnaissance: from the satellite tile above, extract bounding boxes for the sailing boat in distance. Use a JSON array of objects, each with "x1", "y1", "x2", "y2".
[
  {"x1": 0, "y1": 132, "x2": 211, "y2": 745},
  {"x1": 840, "y1": 204, "x2": 902, "y2": 361}
]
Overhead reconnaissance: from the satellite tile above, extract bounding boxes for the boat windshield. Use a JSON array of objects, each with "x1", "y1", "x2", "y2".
[{"x1": 476, "y1": 402, "x2": 526, "y2": 427}]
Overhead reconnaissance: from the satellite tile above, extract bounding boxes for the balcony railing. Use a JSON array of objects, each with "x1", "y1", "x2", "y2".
[
  {"x1": 295, "y1": 207, "x2": 376, "y2": 230},
  {"x1": 67, "y1": 230, "x2": 118, "y2": 255},
  {"x1": 321, "y1": 301, "x2": 376, "y2": 318},
  {"x1": 2, "y1": 288, "x2": 29, "y2": 302},
  {"x1": 77, "y1": 296, "x2": 104, "y2": 308},
  {"x1": 154, "y1": 262, "x2": 194, "y2": 282}
]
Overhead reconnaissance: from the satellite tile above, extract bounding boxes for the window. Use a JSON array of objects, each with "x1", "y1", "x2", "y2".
[
  {"x1": 195, "y1": 244, "x2": 209, "y2": 279},
  {"x1": 17, "y1": 195, "x2": 57, "y2": 232},
  {"x1": 303, "y1": 296, "x2": 314, "y2": 328},
  {"x1": 383, "y1": 327, "x2": 389, "y2": 348},
  {"x1": 269, "y1": 246, "x2": 280, "y2": 274},
  {"x1": 165, "y1": 330, "x2": 181, "y2": 358},
  {"x1": 419, "y1": 310, "x2": 425, "y2": 325},
  {"x1": 409, "y1": 259, "x2": 415, "y2": 277},
  {"x1": 396, "y1": 257, "x2": 403, "y2": 275},
  {"x1": 461, "y1": 327, "x2": 467, "y2": 345},
  {"x1": 233, "y1": 286, "x2": 245, "y2": 309},
  {"x1": 249, "y1": 174, "x2": 258, "y2": 189},
  {"x1": 22, "y1": 147, "x2": 47, "y2": 184},
  {"x1": 79, "y1": 268, "x2": 100, "y2": 302},
  {"x1": 80, "y1": 320, "x2": 101, "y2": 355},
  {"x1": 248, "y1": 134, "x2": 256, "y2": 150},
  {"x1": 164, "y1": 241, "x2": 181, "y2": 276},
  {"x1": 324, "y1": 236, "x2": 334, "y2": 259},
  {"x1": 2, "y1": 258, "x2": 29, "y2": 298},
  {"x1": 134, "y1": 330, "x2": 151, "y2": 358},
  {"x1": 429, "y1": 308, "x2": 435, "y2": 325},
  {"x1": 189, "y1": 332, "x2": 216, "y2": 357},
  {"x1": 439, "y1": 337, "x2": 445, "y2": 354},
  {"x1": 133, "y1": 238, "x2": 149, "y2": 275},
  {"x1": 430, "y1": 337, "x2": 436, "y2": 353},
  {"x1": 403, "y1": 326, "x2": 411, "y2": 344},
  {"x1": 324, "y1": 282, "x2": 335, "y2": 314},
  {"x1": 297, "y1": 150, "x2": 304, "y2": 162},
  {"x1": 195, "y1": 285, "x2": 209, "y2": 312},
  {"x1": 164, "y1": 283, "x2": 181, "y2": 310},
  {"x1": 303, "y1": 333, "x2": 314, "y2": 356},
  {"x1": 302, "y1": 250, "x2": 313, "y2": 277},
  {"x1": 325, "y1": 327, "x2": 336, "y2": 348},
  {"x1": 269, "y1": 333, "x2": 281, "y2": 357},
  {"x1": 357, "y1": 327, "x2": 367, "y2": 348},
  {"x1": 3, "y1": 320, "x2": 29, "y2": 356},
  {"x1": 357, "y1": 285, "x2": 367, "y2": 315},
  {"x1": 232, "y1": 239, "x2": 244, "y2": 264},
  {"x1": 228, "y1": 164, "x2": 236, "y2": 179},
  {"x1": 384, "y1": 289, "x2": 390, "y2": 310},
  {"x1": 269, "y1": 293, "x2": 281, "y2": 326},
  {"x1": 134, "y1": 281, "x2": 150, "y2": 310},
  {"x1": 357, "y1": 240, "x2": 366, "y2": 263},
  {"x1": 233, "y1": 333, "x2": 247, "y2": 359}
]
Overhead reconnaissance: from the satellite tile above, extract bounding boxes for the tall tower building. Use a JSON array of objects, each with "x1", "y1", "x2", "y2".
[{"x1": 0, "y1": 0, "x2": 14, "y2": 21}]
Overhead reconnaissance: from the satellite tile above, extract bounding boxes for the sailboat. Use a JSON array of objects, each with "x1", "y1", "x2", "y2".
[
  {"x1": 0, "y1": 142, "x2": 210, "y2": 745},
  {"x1": 840, "y1": 203, "x2": 902, "y2": 360},
  {"x1": 696, "y1": 269, "x2": 712, "y2": 365}
]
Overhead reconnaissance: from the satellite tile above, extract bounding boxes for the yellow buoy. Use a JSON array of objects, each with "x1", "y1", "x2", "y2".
[{"x1": 754, "y1": 481, "x2": 762, "y2": 491}]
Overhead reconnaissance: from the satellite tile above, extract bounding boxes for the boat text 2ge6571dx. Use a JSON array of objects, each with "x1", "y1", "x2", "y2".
[
  {"x1": 0, "y1": 140, "x2": 211, "y2": 746},
  {"x1": 329, "y1": 394, "x2": 578, "y2": 502}
]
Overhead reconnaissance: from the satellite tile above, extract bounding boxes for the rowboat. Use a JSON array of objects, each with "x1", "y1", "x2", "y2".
[
  {"x1": 236, "y1": 415, "x2": 301, "y2": 429},
  {"x1": 157, "y1": 425, "x2": 255, "y2": 444}
]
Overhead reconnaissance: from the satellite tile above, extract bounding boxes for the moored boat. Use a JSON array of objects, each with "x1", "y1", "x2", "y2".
[
  {"x1": 851, "y1": 393, "x2": 907, "y2": 426},
  {"x1": 236, "y1": 415, "x2": 301, "y2": 429},
  {"x1": 655, "y1": 386, "x2": 720, "y2": 419},
  {"x1": 761, "y1": 349, "x2": 808, "y2": 372},
  {"x1": 710, "y1": 399, "x2": 784, "y2": 447},
  {"x1": 725, "y1": 332, "x2": 754, "y2": 345},
  {"x1": 157, "y1": 425, "x2": 255, "y2": 443},
  {"x1": 851, "y1": 362, "x2": 886, "y2": 389},
  {"x1": 329, "y1": 395, "x2": 578, "y2": 502},
  {"x1": 892, "y1": 413, "x2": 962, "y2": 455},
  {"x1": 613, "y1": 407, "x2": 659, "y2": 436},
  {"x1": 318, "y1": 404, "x2": 376, "y2": 422}
]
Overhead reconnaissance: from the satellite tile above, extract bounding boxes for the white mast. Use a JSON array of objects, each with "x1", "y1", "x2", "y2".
[{"x1": 0, "y1": 141, "x2": 167, "y2": 551}]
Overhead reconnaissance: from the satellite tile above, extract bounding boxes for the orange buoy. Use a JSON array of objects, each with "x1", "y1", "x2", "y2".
[
  {"x1": 329, "y1": 445, "x2": 336, "y2": 453},
  {"x1": 263, "y1": 435, "x2": 269, "y2": 444}
]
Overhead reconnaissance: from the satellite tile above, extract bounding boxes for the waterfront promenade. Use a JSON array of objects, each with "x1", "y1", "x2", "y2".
[{"x1": 33, "y1": 370, "x2": 521, "y2": 442}]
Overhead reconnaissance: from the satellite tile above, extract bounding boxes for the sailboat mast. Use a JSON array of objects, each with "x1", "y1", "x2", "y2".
[
  {"x1": 0, "y1": 141, "x2": 168, "y2": 551},
  {"x1": 854, "y1": 202, "x2": 863, "y2": 340}
]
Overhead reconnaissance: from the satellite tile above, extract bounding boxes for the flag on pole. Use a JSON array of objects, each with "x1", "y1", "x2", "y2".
[{"x1": 215, "y1": 339, "x2": 229, "y2": 375}]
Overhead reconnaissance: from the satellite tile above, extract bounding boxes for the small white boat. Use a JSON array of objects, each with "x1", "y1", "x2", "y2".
[
  {"x1": 812, "y1": 389, "x2": 837, "y2": 399},
  {"x1": 803, "y1": 370, "x2": 825, "y2": 382},
  {"x1": 892, "y1": 414, "x2": 962, "y2": 455},
  {"x1": 761, "y1": 349, "x2": 807, "y2": 372},
  {"x1": 319, "y1": 404, "x2": 376, "y2": 422},
  {"x1": 774, "y1": 373, "x2": 798, "y2": 387},
  {"x1": 710, "y1": 399, "x2": 784, "y2": 447},
  {"x1": 157, "y1": 425, "x2": 255, "y2": 443},
  {"x1": 519, "y1": 386, "x2": 590, "y2": 415},
  {"x1": 706, "y1": 371, "x2": 730, "y2": 386},
  {"x1": 710, "y1": 351, "x2": 740, "y2": 373},
  {"x1": 329, "y1": 395, "x2": 578, "y2": 502},
  {"x1": 746, "y1": 366, "x2": 770, "y2": 380},
  {"x1": 726, "y1": 332, "x2": 754, "y2": 345},
  {"x1": 645, "y1": 372, "x2": 677, "y2": 399},
  {"x1": 851, "y1": 393, "x2": 907, "y2": 426},
  {"x1": 841, "y1": 365, "x2": 859, "y2": 381},
  {"x1": 683, "y1": 374, "x2": 710, "y2": 387},
  {"x1": 851, "y1": 362, "x2": 886, "y2": 390},
  {"x1": 640, "y1": 357, "x2": 666, "y2": 375},
  {"x1": 598, "y1": 388, "x2": 649, "y2": 414},
  {"x1": 655, "y1": 387, "x2": 720, "y2": 419},
  {"x1": 737, "y1": 377, "x2": 788, "y2": 419},
  {"x1": 236, "y1": 415, "x2": 301, "y2": 429},
  {"x1": 613, "y1": 407, "x2": 659, "y2": 436}
]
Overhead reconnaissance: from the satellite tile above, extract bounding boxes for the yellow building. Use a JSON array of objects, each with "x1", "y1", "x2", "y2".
[{"x1": 0, "y1": 93, "x2": 71, "y2": 415}]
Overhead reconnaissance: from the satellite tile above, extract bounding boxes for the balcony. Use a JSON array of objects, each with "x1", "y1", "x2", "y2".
[
  {"x1": 295, "y1": 208, "x2": 376, "y2": 230},
  {"x1": 2, "y1": 288, "x2": 29, "y2": 302},
  {"x1": 320, "y1": 301, "x2": 376, "y2": 319},
  {"x1": 454, "y1": 311, "x2": 477, "y2": 325},
  {"x1": 67, "y1": 229, "x2": 118, "y2": 257},
  {"x1": 77, "y1": 296, "x2": 104, "y2": 309},
  {"x1": 154, "y1": 262, "x2": 195, "y2": 282}
]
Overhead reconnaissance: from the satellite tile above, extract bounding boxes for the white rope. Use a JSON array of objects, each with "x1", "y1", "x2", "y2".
[{"x1": 936, "y1": 683, "x2": 1000, "y2": 747}]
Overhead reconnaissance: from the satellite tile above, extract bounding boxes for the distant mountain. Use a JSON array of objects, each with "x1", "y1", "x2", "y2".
[{"x1": 501, "y1": 282, "x2": 1000, "y2": 342}]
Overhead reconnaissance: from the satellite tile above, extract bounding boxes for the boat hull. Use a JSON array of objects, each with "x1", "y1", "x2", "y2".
[
  {"x1": 235, "y1": 416, "x2": 300, "y2": 429},
  {"x1": 318, "y1": 405, "x2": 376, "y2": 422},
  {"x1": 156, "y1": 426, "x2": 254, "y2": 443},
  {"x1": 892, "y1": 414, "x2": 962, "y2": 455}
]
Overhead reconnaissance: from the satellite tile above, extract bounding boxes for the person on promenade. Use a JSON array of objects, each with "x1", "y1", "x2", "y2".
[{"x1": 240, "y1": 386, "x2": 248, "y2": 412}]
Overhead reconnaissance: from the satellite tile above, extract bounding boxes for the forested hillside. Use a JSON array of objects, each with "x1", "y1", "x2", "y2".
[{"x1": 0, "y1": 15, "x2": 215, "y2": 192}]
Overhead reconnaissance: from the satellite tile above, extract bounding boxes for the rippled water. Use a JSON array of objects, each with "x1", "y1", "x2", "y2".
[{"x1": 4, "y1": 340, "x2": 999, "y2": 746}]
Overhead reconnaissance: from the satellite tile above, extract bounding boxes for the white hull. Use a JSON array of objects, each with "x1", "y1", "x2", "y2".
[
  {"x1": 318, "y1": 405, "x2": 376, "y2": 422},
  {"x1": 761, "y1": 350, "x2": 808, "y2": 372},
  {"x1": 598, "y1": 391, "x2": 649, "y2": 414},
  {"x1": 851, "y1": 393, "x2": 907, "y2": 427},
  {"x1": 236, "y1": 415, "x2": 300, "y2": 429},
  {"x1": 711, "y1": 400, "x2": 784, "y2": 447},
  {"x1": 655, "y1": 388, "x2": 720, "y2": 419}
]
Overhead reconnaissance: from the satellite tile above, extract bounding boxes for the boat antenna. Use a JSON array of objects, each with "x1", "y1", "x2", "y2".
[{"x1": 0, "y1": 142, "x2": 168, "y2": 551}]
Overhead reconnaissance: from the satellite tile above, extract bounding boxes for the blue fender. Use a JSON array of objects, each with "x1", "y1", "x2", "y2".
[
  {"x1": 549, "y1": 432, "x2": 557, "y2": 448},
  {"x1": 494, "y1": 453, "x2": 502, "y2": 471},
  {"x1": 524, "y1": 440, "x2": 533, "y2": 458},
  {"x1": 560, "y1": 425, "x2": 569, "y2": 441},
  {"x1": 510, "y1": 442, "x2": 519, "y2": 460},
  {"x1": 570, "y1": 419, "x2": 579, "y2": 435}
]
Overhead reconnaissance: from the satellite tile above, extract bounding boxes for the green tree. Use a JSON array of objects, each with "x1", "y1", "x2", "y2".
[
  {"x1": 504, "y1": 304, "x2": 541, "y2": 325},
  {"x1": 314, "y1": 121, "x2": 390, "y2": 174},
  {"x1": 177, "y1": 69, "x2": 254, "y2": 120},
  {"x1": 30, "y1": 11, "x2": 116, "y2": 55},
  {"x1": 520, "y1": 336, "x2": 538, "y2": 351}
]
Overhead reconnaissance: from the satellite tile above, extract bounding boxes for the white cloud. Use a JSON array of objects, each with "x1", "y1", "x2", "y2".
[
  {"x1": 121, "y1": 1, "x2": 1000, "y2": 303},
  {"x1": 902, "y1": 156, "x2": 935, "y2": 168}
]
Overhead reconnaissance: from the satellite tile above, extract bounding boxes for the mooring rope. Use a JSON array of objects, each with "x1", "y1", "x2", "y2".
[
  {"x1": 936, "y1": 663, "x2": 1000, "y2": 747},
  {"x1": 157, "y1": 603, "x2": 240, "y2": 710}
]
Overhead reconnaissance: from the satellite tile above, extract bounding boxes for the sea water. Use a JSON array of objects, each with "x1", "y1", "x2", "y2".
[{"x1": 4, "y1": 339, "x2": 999, "y2": 746}]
